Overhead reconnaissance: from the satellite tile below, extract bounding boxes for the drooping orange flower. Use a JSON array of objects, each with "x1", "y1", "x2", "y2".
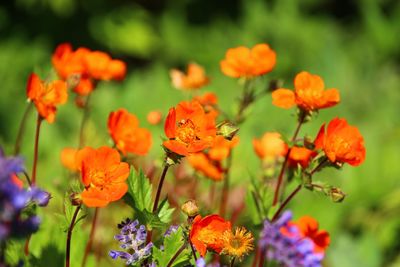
[
  {"x1": 26, "y1": 73, "x2": 68, "y2": 123},
  {"x1": 272, "y1": 71, "x2": 340, "y2": 111},
  {"x1": 314, "y1": 118, "x2": 366, "y2": 166},
  {"x1": 253, "y1": 132, "x2": 288, "y2": 160},
  {"x1": 220, "y1": 44, "x2": 276, "y2": 78},
  {"x1": 108, "y1": 109, "x2": 152, "y2": 155},
  {"x1": 52, "y1": 43, "x2": 127, "y2": 96},
  {"x1": 60, "y1": 147, "x2": 80, "y2": 171},
  {"x1": 77, "y1": 146, "x2": 130, "y2": 207},
  {"x1": 163, "y1": 100, "x2": 217, "y2": 156},
  {"x1": 147, "y1": 110, "x2": 162, "y2": 125},
  {"x1": 288, "y1": 146, "x2": 317, "y2": 168},
  {"x1": 292, "y1": 216, "x2": 330, "y2": 253},
  {"x1": 190, "y1": 214, "x2": 232, "y2": 257},
  {"x1": 187, "y1": 153, "x2": 224, "y2": 181},
  {"x1": 170, "y1": 62, "x2": 210, "y2": 90},
  {"x1": 209, "y1": 136, "x2": 239, "y2": 161}
]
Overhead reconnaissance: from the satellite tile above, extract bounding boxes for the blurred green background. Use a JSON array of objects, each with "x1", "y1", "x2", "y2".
[{"x1": 1, "y1": 0, "x2": 400, "y2": 266}]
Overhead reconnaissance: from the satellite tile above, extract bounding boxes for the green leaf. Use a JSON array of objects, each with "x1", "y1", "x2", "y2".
[
  {"x1": 126, "y1": 168, "x2": 153, "y2": 211},
  {"x1": 158, "y1": 196, "x2": 175, "y2": 224},
  {"x1": 139, "y1": 209, "x2": 167, "y2": 230},
  {"x1": 153, "y1": 227, "x2": 190, "y2": 267}
]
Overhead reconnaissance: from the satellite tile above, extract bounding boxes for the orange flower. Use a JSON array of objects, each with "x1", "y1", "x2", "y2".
[
  {"x1": 292, "y1": 216, "x2": 330, "y2": 253},
  {"x1": 190, "y1": 214, "x2": 231, "y2": 257},
  {"x1": 209, "y1": 136, "x2": 239, "y2": 161},
  {"x1": 220, "y1": 44, "x2": 276, "y2": 78},
  {"x1": 77, "y1": 146, "x2": 130, "y2": 207},
  {"x1": 253, "y1": 132, "x2": 288, "y2": 160},
  {"x1": 60, "y1": 148, "x2": 80, "y2": 171},
  {"x1": 26, "y1": 73, "x2": 68, "y2": 123},
  {"x1": 170, "y1": 62, "x2": 209, "y2": 90},
  {"x1": 314, "y1": 118, "x2": 366, "y2": 166},
  {"x1": 187, "y1": 153, "x2": 224, "y2": 181},
  {"x1": 288, "y1": 146, "x2": 317, "y2": 168},
  {"x1": 272, "y1": 71, "x2": 340, "y2": 111},
  {"x1": 52, "y1": 43, "x2": 127, "y2": 96},
  {"x1": 163, "y1": 100, "x2": 217, "y2": 156},
  {"x1": 108, "y1": 109, "x2": 152, "y2": 155},
  {"x1": 147, "y1": 110, "x2": 162, "y2": 125}
]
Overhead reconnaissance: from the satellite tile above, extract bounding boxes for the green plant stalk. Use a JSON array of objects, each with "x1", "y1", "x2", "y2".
[
  {"x1": 81, "y1": 207, "x2": 99, "y2": 267},
  {"x1": 66, "y1": 205, "x2": 82, "y2": 267},
  {"x1": 14, "y1": 102, "x2": 33, "y2": 155}
]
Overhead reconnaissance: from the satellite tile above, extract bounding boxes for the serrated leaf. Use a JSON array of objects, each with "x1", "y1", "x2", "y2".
[
  {"x1": 137, "y1": 209, "x2": 167, "y2": 230},
  {"x1": 126, "y1": 168, "x2": 153, "y2": 211},
  {"x1": 158, "y1": 196, "x2": 175, "y2": 224},
  {"x1": 153, "y1": 227, "x2": 190, "y2": 267}
]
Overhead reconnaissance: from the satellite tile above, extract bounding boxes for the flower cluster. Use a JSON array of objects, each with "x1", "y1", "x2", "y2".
[
  {"x1": 259, "y1": 211, "x2": 329, "y2": 267},
  {"x1": 109, "y1": 219, "x2": 153, "y2": 265},
  {"x1": 0, "y1": 149, "x2": 50, "y2": 240},
  {"x1": 52, "y1": 43, "x2": 126, "y2": 96}
]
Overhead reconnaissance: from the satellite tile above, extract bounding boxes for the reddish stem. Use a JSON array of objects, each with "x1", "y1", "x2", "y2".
[
  {"x1": 152, "y1": 164, "x2": 170, "y2": 213},
  {"x1": 81, "y1": 207, "x2": 99, "y2": 267},
  {"x1": 272, "y1": 112, "x2": 305, "y2": 206},
  {"x1": 272, "y1": 185, "x2": 302, "y2": 222},
  {"x1": 31, "y1": 114, "x2": 42, "y2": 185},
  {"x1": 219, "y1": 152, "x2": 233, "y2": 217},
  {"x1": 66, "y1": 205, "x2": 82, "y2": 267}
]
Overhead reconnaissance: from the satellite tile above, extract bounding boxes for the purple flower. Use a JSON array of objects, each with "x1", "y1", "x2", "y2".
[
  {"x1": 259, "y1": 211, "x2": 325, "y2": 267},
  {"x1": 0, "y1": 148, "x2": 50, "y2": 241},
  {"x1": 110, "y1": 219, "x2": 153, "y2": 265},
  {"x1": 196, "y1": 258, "x2": 226, "y2": 267},
  {"x1": 164, "y1": 225, "x2": 179, "y2": 237}
]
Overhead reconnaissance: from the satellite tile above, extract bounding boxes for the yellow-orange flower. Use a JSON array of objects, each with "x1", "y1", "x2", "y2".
[
  {"x1": 26, "y1": 73, "x2": 68, "y2": 123},
  {"x1": 77, "y1": 146, "x2": 130, "y2": 207},
  {"x1": 221, "y1": 227, "x2": 254, "y2": 260},
  {"x1": 170, "y1": 62, "x2": 209, "y2": 90},
  {"x1": 253, "y1": 132, "x2": 288, "y2": 160},
  {"x1": 147, "y1": 110, "x2": 162, "y2": 125},
  {"x1": 60, "y1": 147, "x2": 80, "y2": 171},
  {"x1": 314, "y1": 117, "x2": 366, "y2": 166},
  {"x1": 272, "y1": 71, "x2": 340, "y2": 111},
  {"x1": 187, "y1": 153, "x2": 224, "y2": 181},
  {"x1": 108, "y1": 109, "x2": 152, "y2": 155},
  {"x1": 220, "y1": 44, "x2": 276, "y2": 78},
  {"x1": 291, "y1": 216, "x2": 330, "y2": 253},
  {"x1": 163, "y1": 100, "x2": 217, "y2": 156},
  {"x1": 288, "y1": 146, "x2": 317, "y2": 168},
  {"x1": 190, "y1": 214, "x2": 232, "y2": 257},
  {"x1": 52, "y1": 43, "x2": 126, "y2": 96}
]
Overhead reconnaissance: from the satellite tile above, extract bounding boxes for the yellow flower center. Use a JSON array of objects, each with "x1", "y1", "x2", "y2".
[{"x1": 176, "y1": 119, "x2": 197, "y2": 144}]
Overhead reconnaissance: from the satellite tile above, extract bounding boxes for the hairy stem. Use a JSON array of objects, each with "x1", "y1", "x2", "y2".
[
  {"x1": 81, "y1": 207, "x2": 99, "y2": 267},
  {"x1": 66, "y1": 205, "x2": 82, "y2": 267}
]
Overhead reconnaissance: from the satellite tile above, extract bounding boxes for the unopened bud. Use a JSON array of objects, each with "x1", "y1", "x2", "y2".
[
  {"x1": 70, "y1": 192, "x2": 82, "y2": 206},
  {"x1": 329, "y1": 187, "x2": 346, "y2": 203},
  {"x1": 181, "y1": 200, "x2": 199, "y2": 218},
  {"x1": 217, "y1": 121, "x2": 239, "y2": 140}
]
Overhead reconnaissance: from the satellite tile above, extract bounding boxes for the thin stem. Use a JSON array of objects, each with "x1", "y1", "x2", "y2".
[
  {"x1": 81, "y1": 207, "x2": 99, "y2": 267},
  {"x1": 152, "y1": 164, "x2": 170, "y2": 213},
  {"x1": 14, "y1": 102, "x2": 33, "y2": 155},
  {"x1": 310, "y1": 158, "x2": 329, "y2": 176},
  {"x1": 166, "y1": 242, "x2": 186, "y2": 267},
  {"x1": 23, "y1": 171, "x2": 32, "y2": 186},
  {"x1": 31, "y1": 114, "x2": 42, "y2": 185},
  {"x1": 271, "y1": 185, "x2": 302, "y2": 221},
  {"x1": 258, "y1": 249, "x2": 265, "y2": 267},
  {"x1": 272, "y1": 112, "x2": 306, "y2": 206},
  {"x1": 78, "y1": 94, "x2": 91, "y2": 148},
  {"x1": 219, "y1": 152, "x2": 233, "y2": 217},
  {"x1": 252, "y1": 247, "x2": 260, "y2": 267},
  {"x1": 189, "y1": 241, "x2": 198, "y2": 261},
  {"x1": 230, "y1": 257, "x2": 236, "y2": 267},
  {"x1": 66, "y1": 205, "x2": 82, "y2": 267}
]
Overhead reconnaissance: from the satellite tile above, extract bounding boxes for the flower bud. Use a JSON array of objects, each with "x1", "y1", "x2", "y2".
[
  {"x1": 181, "y1": 199, "x2": 199, "y2": 218},
  {"x1": 217, "y1": 121, "x2": 239, "y2": 141},
  {"x1": 70, "y1": 192, "x2": 82, "y2": 206},
  {"x1": 329, "y1": 187, "x2": 346, "y2": 203}
]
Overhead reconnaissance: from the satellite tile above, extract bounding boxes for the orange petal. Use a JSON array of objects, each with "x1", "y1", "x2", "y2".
[
  {"x1": 164, "y1": 108, "x2": 176, "y2": 139},
  {"x1": 314, "y1": 123, "x2": 326, "y2": 150},
  {"x1": 294, "y1": 71, "x2": 324, "y2": 91},
  {"x1": 163, "y1": 140, "x2": 189, "y2": 156},
  {"x1": 81, "y1": 188, "x2": 109, "y2": 207},
  {"x1": 272, "y1": 89, "x2": 296, "y2": 109}
]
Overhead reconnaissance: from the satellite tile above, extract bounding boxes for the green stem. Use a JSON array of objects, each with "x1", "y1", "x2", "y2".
[
  {"x1": 81, "y1": 207, "x2": 99, "y2": 267},
  {"x1": 66, "y1": 205, "x2": 82, "y2": 267},
  {"x1": 152, "y1": 164, "x2": 170, "y2": 213},
  {"x1": 230, "y1": 257, "x2": 236, "y2": 267},
  {"x1": 14, "y1": 102, "x2": 33, "y2": 155},
  {"x1": 219, "y1": 152, "x2": 233, "y2": 217},
  {"x1": 78, "y1": 94, "x2": 91, "y2": 148}
]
